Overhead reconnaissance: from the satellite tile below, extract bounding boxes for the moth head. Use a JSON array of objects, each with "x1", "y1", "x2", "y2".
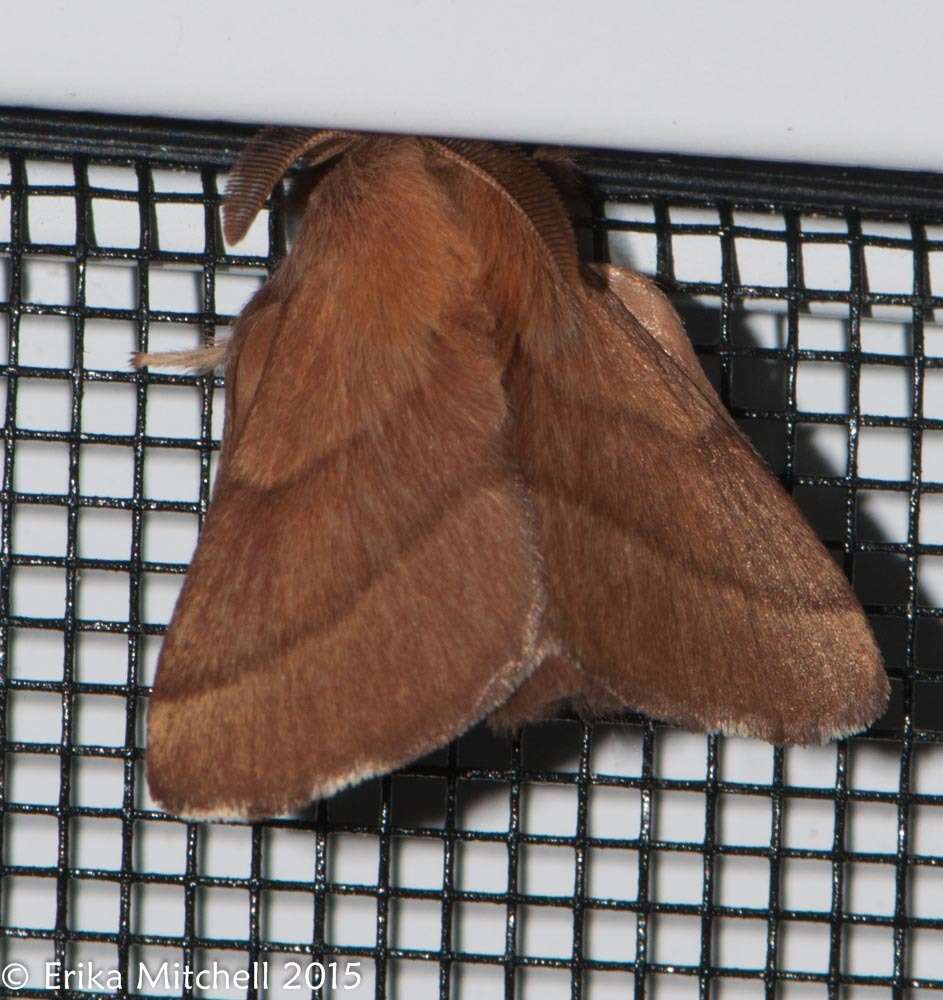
[{"x1": 223, "y1": 127, "x2": 582, "y2": 287}]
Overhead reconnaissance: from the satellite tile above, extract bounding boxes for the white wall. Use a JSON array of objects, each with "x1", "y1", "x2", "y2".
[{"x1": 5, "y1": 0, "x2": 943, "y2": 171}]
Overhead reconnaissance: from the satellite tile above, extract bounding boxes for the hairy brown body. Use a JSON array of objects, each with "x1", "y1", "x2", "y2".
[{"x1": 140, "y1": 129, "x2": 888, "y2": 821}]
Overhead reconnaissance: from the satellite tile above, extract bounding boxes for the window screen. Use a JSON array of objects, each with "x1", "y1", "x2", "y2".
[{"x1": 1, "y1": 108, "x2": 941, "y2": 998}]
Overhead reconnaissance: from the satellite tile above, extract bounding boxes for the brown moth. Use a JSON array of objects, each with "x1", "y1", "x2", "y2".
[{"x1": 138, "y1": 128, "x2": 888, "y2": 821}]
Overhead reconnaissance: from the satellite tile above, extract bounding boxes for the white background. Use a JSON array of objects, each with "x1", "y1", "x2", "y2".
[{"x1": 4, "y1": 0, "x2": 943, "y2": 172}]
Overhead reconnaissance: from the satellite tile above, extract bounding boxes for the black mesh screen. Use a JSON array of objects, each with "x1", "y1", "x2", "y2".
[{"x1": 0, "y1": 108, "x2": 941, "y2": 999}]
